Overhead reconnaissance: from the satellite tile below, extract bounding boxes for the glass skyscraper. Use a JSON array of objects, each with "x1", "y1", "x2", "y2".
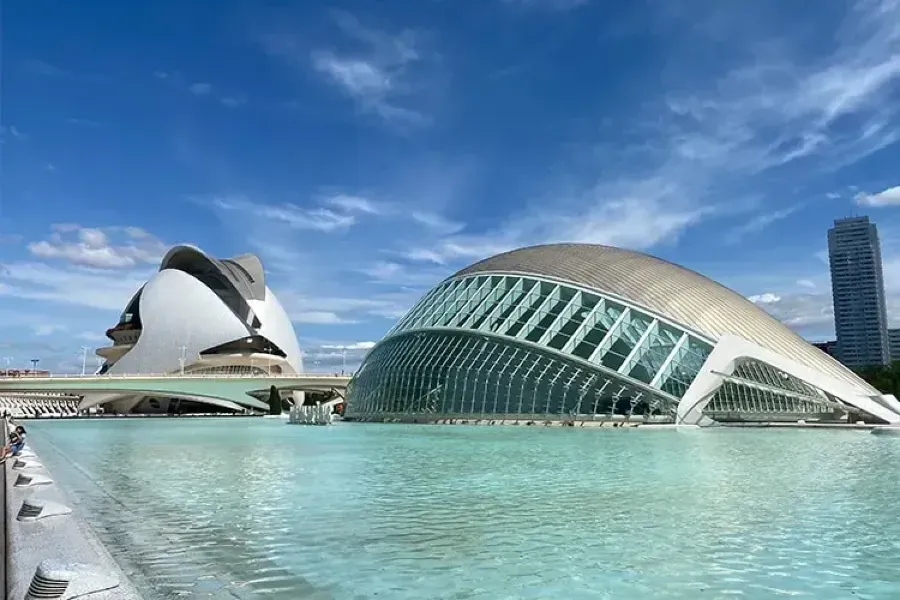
[{"x1": 828, "y1": 216, "x2": 890, "y2": 367}]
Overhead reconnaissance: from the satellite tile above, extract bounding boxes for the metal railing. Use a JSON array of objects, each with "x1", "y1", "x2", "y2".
[{"x1": 0, "y1": 372, "x2": 351, "y2": 380}]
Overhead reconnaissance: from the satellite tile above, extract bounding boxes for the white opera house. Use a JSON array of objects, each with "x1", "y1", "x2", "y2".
[{"x1": 83, "y1": 245, "x2": 304, "y2": 414}]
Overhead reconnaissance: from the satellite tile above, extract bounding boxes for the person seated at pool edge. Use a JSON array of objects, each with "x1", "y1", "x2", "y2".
[{"x1": 0, "y1": 425, "x2": 27, "y2": 462}]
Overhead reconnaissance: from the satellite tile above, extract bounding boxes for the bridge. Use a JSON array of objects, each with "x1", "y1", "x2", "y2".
[{"x1": 0, "y1": 373, "x2": 352, "y2": 413}]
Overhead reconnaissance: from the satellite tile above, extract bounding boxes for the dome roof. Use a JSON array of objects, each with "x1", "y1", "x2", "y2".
[{"x1": 452, "y1": 243, "x2": 875, "y2": 394}]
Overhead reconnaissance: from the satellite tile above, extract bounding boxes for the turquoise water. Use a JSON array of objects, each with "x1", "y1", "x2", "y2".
[{"x1": 26, "y1": 419, "x2": 900, "y2": 599}]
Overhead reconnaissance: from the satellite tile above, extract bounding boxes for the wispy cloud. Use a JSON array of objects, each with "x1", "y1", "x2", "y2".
[
  {"x1": 501, "y1": 0, "x2": 590, "y2": 11},
  {"x1": 262, "y1": 11, "x2": 434, "y2": 126},
  {"x1": 207, "y1": 196, "x2": 360, "y2": 232},
  {"x1": 154, "y1": 71, "x2": 247, "y2": 108},
  {"x1": 663, "y1": 0, "x2": 900, "y2": 174},
  {"x1": 324, "y1": 194, "x2": 383, "y2": 215},
  {"x1": 724, "y1": 204, "x2": 804, "y2": 243}
]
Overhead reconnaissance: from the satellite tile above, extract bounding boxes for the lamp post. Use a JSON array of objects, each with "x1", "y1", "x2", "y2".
[
  {"x1": 3, "y1": 357, "x2": 11, "y2": 377},
  {"x1": 80, "y1": 346, "x2": 90, "y2": 376},
  {"x1": 341, "y1": 348, "x2": 347, "y2": 375},
  {"x1": 178, "y1": 345, "x2": 188, "y2": 375}
]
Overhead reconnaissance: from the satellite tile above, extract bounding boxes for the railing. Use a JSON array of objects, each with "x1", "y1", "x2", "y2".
[{"x1": 0, "y1": 372, "x2": 352, "y2": 380}]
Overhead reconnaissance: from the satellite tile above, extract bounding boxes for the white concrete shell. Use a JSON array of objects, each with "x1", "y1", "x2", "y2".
[{"x1": 88, "y1": 245, "x2": 303, "y2": 412}]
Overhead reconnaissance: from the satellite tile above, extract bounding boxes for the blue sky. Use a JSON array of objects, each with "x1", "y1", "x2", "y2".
[{"x1": 3, "y1": 0, "x2": 900, "y2": 373}]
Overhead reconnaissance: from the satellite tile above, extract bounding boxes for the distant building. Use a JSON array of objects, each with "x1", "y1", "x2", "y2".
[
  {"x1": 812, "y1": 340, "x2": 838, "y2": 358},
  {"x1": 0, "y1": 369, "x2": 51, "y2": 378},
  {"x1": 828, "y1": 216, "x2": 890, "y2": 367},
  {"x1": 889, "y1": 328, "x2": 900, "y2": 362}
]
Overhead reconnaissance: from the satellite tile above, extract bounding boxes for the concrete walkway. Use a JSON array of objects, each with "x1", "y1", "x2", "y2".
[{"x1": 1, "y1": 420, "x2": 8, "y2": 600}]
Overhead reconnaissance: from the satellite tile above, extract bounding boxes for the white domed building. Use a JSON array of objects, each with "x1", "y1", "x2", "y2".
[
  {"x1": 346, "y1": 243, "x2": 900, "y2": 426},
  {"x1": 86, "y1": 245, "x2": 303, "y2": 413}
]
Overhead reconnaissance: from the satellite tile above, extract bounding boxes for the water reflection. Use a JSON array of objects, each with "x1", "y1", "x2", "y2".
[{"x1": 29, "y1": 420, "x2": 900, "y2": 599}]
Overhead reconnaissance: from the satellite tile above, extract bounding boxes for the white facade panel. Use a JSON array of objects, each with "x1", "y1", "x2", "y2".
[
  {"x1": 247, "y1": 287, "x2": 303, "y2": 373},
  {"x1": 107, "y1": 268, "x2": 253, "y2": 375}
]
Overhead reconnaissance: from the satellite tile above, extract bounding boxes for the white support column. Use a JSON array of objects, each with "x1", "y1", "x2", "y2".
[
  {"x1": 433, "y1": 277, "x2": 481, "y2": 328},
  {"x1": 617, "y1": 320, "x2": 659, "y2": 376},
  {"x1": 447, "y1": 276, "x2": 494, "y2": 328},
  {"x1": 460, "y1": 277, "x2": 508, "y2": 329},
  {"x1": 537, "y1": 291, "x2": 582, "y2": 347},
  {"x1": 496, "y1": 284, "x2": 542, "y2": 336},
  {"x1": 587, "y1": 308, "x2": 632, "y2": 363},
  {"x1": 649, "y1": 332, "x2": 689, "y2": 388},
  {"x1": 560, "y1": 298, "x2": 607, "y2": 354},
  {"x1": 475, "y1": 278, "x2": 526, "y2": 333},
  {"x1": 501, "y1": 284, "x2": 559, "y2": 339}
]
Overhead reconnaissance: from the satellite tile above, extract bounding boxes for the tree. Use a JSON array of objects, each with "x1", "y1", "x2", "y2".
[{"x1": 268, "y1": 385, "x2": 282, "y2": 415}]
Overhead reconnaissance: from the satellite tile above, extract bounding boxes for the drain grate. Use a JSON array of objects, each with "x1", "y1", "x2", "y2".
[
  {"x1": 18, "y1": 500, "x2": 43, "y2": 520},
  {"x1": 25, "y1": 572, "x2": 69, "y2": 599},
  {"x1": 24, "y1": 561, "x2": 120, "y2": 600},
  {"x1": 14, "y1": 473, "x2": 53, "y2": 487},
  {"x1": 16, "y1": 498, "x2": 72, "y2": 522}
]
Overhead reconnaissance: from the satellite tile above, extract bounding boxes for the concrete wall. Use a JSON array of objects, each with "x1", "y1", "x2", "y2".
[{"x1": 5, "y1": 438, "x2": 143, "y2": 599}]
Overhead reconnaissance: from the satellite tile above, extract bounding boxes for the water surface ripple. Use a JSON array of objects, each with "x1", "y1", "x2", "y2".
[{"x1": 28, "y1": 419, "x2": 900, "y2": 599}]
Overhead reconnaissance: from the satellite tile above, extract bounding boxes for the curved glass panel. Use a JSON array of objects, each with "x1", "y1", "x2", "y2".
[
  {"x1": 346, "y1": 331, "x2": 677, "y2": 421},
  {"x1": 383, "y1": 274, "x2": 714, "y2": 399}
]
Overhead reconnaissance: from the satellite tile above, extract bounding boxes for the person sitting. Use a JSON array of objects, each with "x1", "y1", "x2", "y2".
[
  {"x1": 10, "y1": 425, "x2": 26, "y2": 455},
  {"x1": 0, "y1": 425, "x2": 26, "y2": 463}
]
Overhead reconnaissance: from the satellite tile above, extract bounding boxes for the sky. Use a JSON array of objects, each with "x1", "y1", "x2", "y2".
[{"x1": 3, "y1": 0, "x2": 900, "y2": 374}]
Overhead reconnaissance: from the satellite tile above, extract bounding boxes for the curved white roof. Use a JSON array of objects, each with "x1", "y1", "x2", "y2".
[{"x1": 453, "y1": 243, "x2": 876, "y2": 394}]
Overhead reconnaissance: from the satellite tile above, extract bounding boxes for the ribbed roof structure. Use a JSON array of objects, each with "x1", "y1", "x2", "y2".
[{"x1": 452, "y1": 243, "x2": 876, "y2": 394}]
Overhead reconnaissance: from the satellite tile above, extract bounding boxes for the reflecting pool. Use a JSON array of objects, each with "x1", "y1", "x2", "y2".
[{"x1": 27, "y1": 419, "x2": 900, "y2": 599}]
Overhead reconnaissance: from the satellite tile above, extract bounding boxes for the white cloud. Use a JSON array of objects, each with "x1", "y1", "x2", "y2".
[
  {"x1": 663, "y1": 1, "x2": 900, "y2": 174},
  {"x1": 410, "y1": 212, "x2": 465, "y2": 235},
  {"x1": 32, "y1": 324, "x2": 66, "y2": 337},
  {"x1": 501, "y1": 0, "x2": 589, "y2": 10},
  {"x1": 26, "y1": 225, "x2": 168, "y2": 269},
  {"x1": 292, "y1": 311, "x2": 354, "y2": 325},
  {"x1": 855, "y1": 185, "x2": 900, "y2": 207},
  {"x1": 324, "y1": 194, "x2": 382, "y2": 214},
  {"x1": 312, "y1": 53, "x2": 392, "y2": 97},
  {"x1": 220, "y1": 95, "x2": 247, "y2": 108},
  {"x1": 402, "y1": 189, "x2": 709, "y2": 266},
  {"x1": 0, "y1": 261, "x2": 150, "y2": 311},
  {"x1": 748, "y1": 292, "x2": 781, "y2": 304},
  {"x1": 262, "y1": 11, "x2": 432, "y2": 125},
  {"x1": 321, "y1": 341, "x2": 376, "y2": 350},
  {"x1": 189, "y1": 82, "x2": 213, "y2": 95}
]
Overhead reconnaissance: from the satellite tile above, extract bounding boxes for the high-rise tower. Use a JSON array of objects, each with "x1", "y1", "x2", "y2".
[{"x1": 828, "y1": 216, "x2": 890, "y2": 367}]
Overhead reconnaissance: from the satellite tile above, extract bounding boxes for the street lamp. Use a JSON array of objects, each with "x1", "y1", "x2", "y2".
[
  {"x1": 3, "y1": 357, "x2": 11, "y2": 377},
  {"x1": 341, "y1": 348, "x2": 347, "y2": 375},
  {"x1": 80, "y1": 346, "x2": 90, "y2": 376},
  {"x1": 178, "y1": 345, "x2": 188, "y2": 375}
]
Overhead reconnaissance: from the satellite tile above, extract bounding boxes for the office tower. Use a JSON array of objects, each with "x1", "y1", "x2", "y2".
[
  {"x1": 889, "y1": 328, "x2": 900, "y2": 361},
  {"x1": 828, "y1": 216, "x2": 890, "y2": 367}
]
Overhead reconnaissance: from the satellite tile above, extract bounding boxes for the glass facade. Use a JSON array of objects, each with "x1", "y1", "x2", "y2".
[
  {"x1": 704, "y1": 360, "x2": 841, "y2": 421},
  {"x1": 347, "y1": 274, "x2": 715, "y2": 421}
]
